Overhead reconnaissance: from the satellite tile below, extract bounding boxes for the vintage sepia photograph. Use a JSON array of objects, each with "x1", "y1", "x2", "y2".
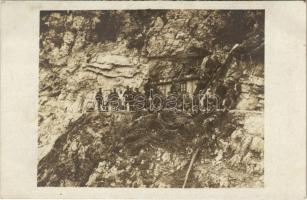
[{"x1": 37, "y1": 10, "x2": 264, "y2": 188}]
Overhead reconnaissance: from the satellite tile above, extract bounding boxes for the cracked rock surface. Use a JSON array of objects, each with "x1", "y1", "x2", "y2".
[{"x1": 38, "y1": 10, "x2": 264, "y2": 187}]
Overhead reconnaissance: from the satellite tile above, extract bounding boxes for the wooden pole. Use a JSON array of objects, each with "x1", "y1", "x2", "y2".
[{"x1": 182, "y1": 147, "x2": 200, "y2": 188}]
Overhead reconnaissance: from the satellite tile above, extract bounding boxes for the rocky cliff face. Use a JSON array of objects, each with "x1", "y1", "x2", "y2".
[{"x1": 38, "y1": 10, "x2": 264, "y2": 187}]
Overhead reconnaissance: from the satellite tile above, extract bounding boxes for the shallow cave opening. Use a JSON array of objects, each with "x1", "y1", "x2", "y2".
[{"x1": 94, "y1": 11, "x2": 122, "y2": 42}]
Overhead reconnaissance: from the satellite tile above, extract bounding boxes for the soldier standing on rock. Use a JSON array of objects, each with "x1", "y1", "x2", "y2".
[
  {"x1": 215, "y1": 80, "x2": 227, "y2": 109},
  {"x1": 170, "y1": 78, "x2": 180, "y2": 94},
  {"x1": 109, "y1": 88, "x2": 120, "y2": 111},
  {"x1": 124, "y1": 86, "x2": 134, "y2": 111},
  {"x1": 222, "y1": 89, "x2": 235, "y2": 110},
  {"x1": 194, "y1": 72, "x2": 209, "y2": 97},
  {"x1": 95, "y1": 88, "x2": 103, "y2": 112},
  {"x1": 144, "y1": 78, "x2": 155, "y2": 109},
  {"x1": 118, "y1": 89, "x2": 125, "y2": 110},
  {"x1": 144, "y1": 78, "x2": 151, "y2": 98}
]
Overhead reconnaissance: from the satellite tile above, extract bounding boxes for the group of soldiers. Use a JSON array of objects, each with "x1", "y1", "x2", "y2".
[
  {"x1": 94, "y1": 46, "x2": 242, "y2": 112},
  {"x1": 94, "y1": 75, "x2": 242, "y2": 112},
  {"x1": 194, "y1": 50, "x2": 242, "y2": 111},
  {"x1": 95, "y1": 86, "x2": 144, "y2": 112}
]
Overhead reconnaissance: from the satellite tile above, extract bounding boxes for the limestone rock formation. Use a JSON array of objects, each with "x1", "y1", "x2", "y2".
[{"x1": 38, "y1": 10, "x2": 264, "y2": 187}]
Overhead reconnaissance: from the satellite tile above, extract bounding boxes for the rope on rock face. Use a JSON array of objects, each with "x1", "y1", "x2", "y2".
[{"x1": 182, "y1": 147, "x2": 200, "y2": 188}]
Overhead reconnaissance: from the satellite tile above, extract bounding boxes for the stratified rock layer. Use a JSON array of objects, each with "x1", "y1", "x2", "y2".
[{"x1": 38, "y1": 10, "x2": 264, "y2": 187}]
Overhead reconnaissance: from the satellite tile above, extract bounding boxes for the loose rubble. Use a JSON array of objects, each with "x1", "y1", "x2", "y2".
[{"x1": 38, "y1": 10, "x2": 264, "y2": 187}]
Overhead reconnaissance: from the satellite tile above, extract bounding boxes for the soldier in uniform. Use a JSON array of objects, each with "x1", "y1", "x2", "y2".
[
  {"x1": 170, "y1": 78, "x2": 180, "y2": 94},
  {"x1": 215, "y1": 80, "x2": 227, "y2": 108},
  {"x1": 95, "y1": 88, "x2": 103, "y2": 112},
  {"x1": 108, "y1": 88, "x2": 119, "y2": 111}
]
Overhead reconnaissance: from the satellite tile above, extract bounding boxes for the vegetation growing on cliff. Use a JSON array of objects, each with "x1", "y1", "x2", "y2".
[{"x1": 38, "y1": 10, "x2": 264, "y2": 187}]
